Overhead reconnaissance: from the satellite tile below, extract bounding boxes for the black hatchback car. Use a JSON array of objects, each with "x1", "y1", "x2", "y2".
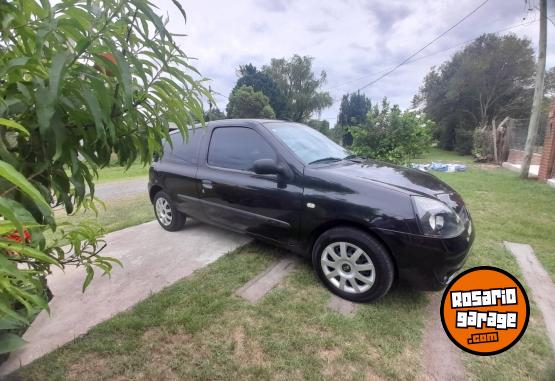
[{"x1": 148, "y1": 119, "x2": 474, "y2": 302}]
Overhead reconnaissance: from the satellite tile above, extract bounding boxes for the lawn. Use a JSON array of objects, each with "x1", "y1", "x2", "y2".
[
  {"x1": 54, "y1": 194, "x2": 154, "y2": 235},
  {"x1": 15, "y1": 148, "x2": 555, "y2": 380},
  {"x1": 95, "y1": 161, "x2": 149, "y2": 183}
]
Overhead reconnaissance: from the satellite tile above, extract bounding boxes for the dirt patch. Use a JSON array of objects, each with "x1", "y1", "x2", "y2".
[
  {"x1": 141, "y1": 327, "x2": 194, "y2": 360},
  {"x1": 475, "y1": 163, "x2": 500, "y2": 170},
  {"x1": 418, "y1": 292, "x2": 465, "y2": 381},
  {"x1": 67, "y1": 353, "x2": 110, "y2": 381},
  {"x1": 232, "y1": 325, "x2": 267, "y2": 366},
  {"x1": 365, "y1": 367, "x2": 386, "y2": 381},
  {"x1": 318, "y1": 347, "x2": 342, "y2": 362},
  {"x1": 322, "y1": 360, "x2": 356, "y2": 379}
]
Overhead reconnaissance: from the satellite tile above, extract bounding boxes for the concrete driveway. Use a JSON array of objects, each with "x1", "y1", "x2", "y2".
[{"x1": 0, "y1": 220, "x2": 249, "y2": 376}]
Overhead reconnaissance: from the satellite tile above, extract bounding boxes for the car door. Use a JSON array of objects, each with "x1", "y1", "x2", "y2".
[
  {"x1": 196, "y1": 125, "x2": 303, "y2": 245},
  {"x1": 156, "y1": 127, "x2": 208, "y2": 221}
]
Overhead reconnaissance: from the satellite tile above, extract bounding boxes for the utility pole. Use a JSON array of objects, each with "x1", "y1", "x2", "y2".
[{"x1": 521, "y1": 0, "x2": 547, "y2": 178}]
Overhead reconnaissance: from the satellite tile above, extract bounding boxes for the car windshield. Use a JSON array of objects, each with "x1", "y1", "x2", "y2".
[{"x1": 264, "y1": 122, "x2": 351, "y2": 165}]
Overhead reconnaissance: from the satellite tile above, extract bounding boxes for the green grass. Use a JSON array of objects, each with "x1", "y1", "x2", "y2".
[
  {"x1": 16, "y1": 148, "x2": 555, "y2": 380},
  {"x1": 95, "y1": 161, "x2": 149, "y2": 183},
  {"x1": 18, "y1": 244, "x2": 428, "y2": 381},
  {"x1": 54, "y1": 194, "x2": 154, "y2": 234},
  {"x1": 415, "y1": 147, "x2": 475, "y2": 165}
]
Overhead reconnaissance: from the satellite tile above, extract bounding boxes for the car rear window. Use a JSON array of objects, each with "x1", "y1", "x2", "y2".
[
  {"x1": 163, "y1": 128, "x2": 206, "y2": 165},
  {"x1": 207, "y1": 127, "x2": 276, "y2": 171}
]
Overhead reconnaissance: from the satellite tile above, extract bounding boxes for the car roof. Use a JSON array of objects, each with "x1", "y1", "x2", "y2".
[{"x1": 169, "y1": 119, "x2": 293, "y2": 135}]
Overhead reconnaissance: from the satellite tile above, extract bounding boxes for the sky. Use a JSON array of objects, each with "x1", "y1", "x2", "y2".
[{"x1": 155, "y1": 0, "x2": 555, "y2": 124}]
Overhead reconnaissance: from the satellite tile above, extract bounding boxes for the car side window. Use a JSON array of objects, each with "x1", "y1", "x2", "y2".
[
  {"x1": 164, "y1": 128, "x2": 206, "y2": 165},
  {"x1": 207, "y1": 127, "x2": 276, "y2": 171}
]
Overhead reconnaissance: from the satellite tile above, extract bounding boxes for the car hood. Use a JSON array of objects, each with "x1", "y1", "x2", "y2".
[{"x1": 321, "y1": 159, "x2": 456, "y2": 197}]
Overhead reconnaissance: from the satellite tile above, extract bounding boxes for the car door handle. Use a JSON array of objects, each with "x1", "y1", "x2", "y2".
[{"x1": 201, "y1": 180, "x2": 213, "y2": 190}]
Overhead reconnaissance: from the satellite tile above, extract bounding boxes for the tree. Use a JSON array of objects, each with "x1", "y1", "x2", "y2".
[
  {"x1": 0, "y1": 0, "x2": 209, "y2": 352},
  {"x1": 262, "y1": 55, "x2": 333, "y2": 122},
  {"x1": 204, "y1": 108, "x2": 226, "y2": 121},
  {"x1": 231, "y1": 64, "x2": 287, "y2": 119},
  {"x1": 521, "y1": 0, "x2": 547, "y2": 179},
  {"x1": 415, "y1": 34, "x2": 535, "y2": 153},
  {"x1": 544, "y1": 67, "x2": 555, "y2": 96},
  {"x1": 338, "y1": 92, "x2": 372, "y2": 126},
  {"x1": 226, "y1": 86, "x2": 276, "y2": 119},
  {"x1": 350, "y1": 98, "x2": 433, "y2": 164}
]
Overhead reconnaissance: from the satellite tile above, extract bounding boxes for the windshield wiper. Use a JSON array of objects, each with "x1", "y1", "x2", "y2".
[
  {"x1": 308, "y1": 157, "x2": 343, "y2": 165},
  {"x1": 343, "y1": 154, "x2": 365, "y2": 162}
]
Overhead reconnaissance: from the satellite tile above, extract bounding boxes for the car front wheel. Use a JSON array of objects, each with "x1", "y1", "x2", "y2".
[
  {"x1": 154, "y1": 191, "x2": 186, "y2": 231},
  {"x1": 312, "y1": 227, "x2": 394, "y2": 302}
]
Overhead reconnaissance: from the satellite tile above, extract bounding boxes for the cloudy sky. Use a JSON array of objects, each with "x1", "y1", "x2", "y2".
[{"x1": 155, "y1": 0, "x2": 554, "y2": 123}]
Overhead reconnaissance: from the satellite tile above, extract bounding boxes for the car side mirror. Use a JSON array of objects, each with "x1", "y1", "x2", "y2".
[{"x1": 253, "y1": 158, "x2": 282, "y2": 175}]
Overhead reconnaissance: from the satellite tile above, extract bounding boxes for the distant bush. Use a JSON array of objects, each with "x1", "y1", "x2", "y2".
[{"x1": 350, "y1": 98, "x2": 433, "y2": 165}]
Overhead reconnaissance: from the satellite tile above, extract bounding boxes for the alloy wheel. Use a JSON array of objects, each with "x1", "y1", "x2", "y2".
[
  {"x1": 155, "y1": 197, "x2": 173, "y2": 226},
  {"x1": 320, "y1": 241, "x2": 375, "y2": 294}
]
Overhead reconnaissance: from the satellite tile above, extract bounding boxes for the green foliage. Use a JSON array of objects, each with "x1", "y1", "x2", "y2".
[
  {"x1": 227, "y1": 86, "x2": 276, "y2": 119},
  {"x1": 0, "y1": 0, "x2": 209, "y2": 353},
  {"x1": 415, "y1": 34, "x2": 535, "y2": 152},
  {"x1": 337, "y1": 92, "x2": 371, "y2": 126},
  {"x1": 472, "y1": 128, "x2": 492, "y2": 159},
  {"x1": 231, "y1": 64, "x2": 286, "y2": 119},
  {"x1": 350, "y1": 98, "x2": 433, "y2": 165},
  {"x1": 262, "y1": 55, "x2": 332, "y2": 122},
  {"x1": 454, "y1": 128, "x2": 474, "y2": 155},
  {"x1": 204, "y1": 108, "x2": 226, "y2": 121}
]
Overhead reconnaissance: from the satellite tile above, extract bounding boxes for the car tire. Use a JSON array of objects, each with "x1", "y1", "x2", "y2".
[
  {"x1": 312, "y1": 227, "x2": 394, "y2": 303},
  {"x1": 153, "y1": 191, "x2": 186, "y2": 231}
]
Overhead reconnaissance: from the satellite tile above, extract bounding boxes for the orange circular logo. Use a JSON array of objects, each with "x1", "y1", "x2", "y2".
[{"x1": 440, "y1": 266, "x2": 529, "y2": 355}]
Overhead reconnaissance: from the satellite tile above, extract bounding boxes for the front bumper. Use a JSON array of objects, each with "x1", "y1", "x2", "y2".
[{"x1": 373, "y1": 218, "x2": 475, "y2": 290}]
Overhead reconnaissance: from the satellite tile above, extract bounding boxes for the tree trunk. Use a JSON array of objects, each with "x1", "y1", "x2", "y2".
[{"x1": 521, "y1": 0, "x2": 547, "y2": 178}]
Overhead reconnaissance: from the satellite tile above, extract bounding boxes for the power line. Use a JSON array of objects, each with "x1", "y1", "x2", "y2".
[{"x1": 356, "y1": 0, "x2": 490, "y2": 92}]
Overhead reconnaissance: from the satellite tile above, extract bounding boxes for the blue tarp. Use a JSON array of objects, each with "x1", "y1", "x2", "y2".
[{"x1": 411, "y1": 162, "x2": 466, "y2": 173}]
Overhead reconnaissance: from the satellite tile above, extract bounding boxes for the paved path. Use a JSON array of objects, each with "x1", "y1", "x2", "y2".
[
  {"x1": 94, "y1": 177, "x2": 147, "y2": 201},
  {"x1": 504, "y1": 241, "x2": 555, "y2": 352},
  {"x1": 327, "y1": 295, "x2": 358, "y2": 316},
  {"x1": 235, "y1": 256, "x2": 299, "y2": 303},
  {"x1": 418, "y1": 292, "x2": 465, "y2": 381},
  {"x1": 0, "y1": 220, "x2": 249, "y2": 376}
]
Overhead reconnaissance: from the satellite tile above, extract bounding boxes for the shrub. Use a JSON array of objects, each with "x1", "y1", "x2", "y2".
[
  {"x1": 350, "y1": 99, "x2": 433, "y2": 165},
  {"x1": 226, "y1": 86, "x2": 276, "y2": 119}
]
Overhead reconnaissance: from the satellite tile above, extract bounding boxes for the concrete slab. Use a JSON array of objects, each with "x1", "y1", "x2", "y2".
[
  {"x1": 547, "y1": 178, "x2": 555, "y2": 189},
  {"x1": 0, "y1": 220, "x2": 249, "y2": 376},
  {"x1": 501, "y1": 162, "x2": 539, "y2": 178},
  {"x1": 504, "y1": 241, "x2": 555, "y2": 352},
  {"x1": 418, "y1": 292, "x2": 465, "y2": 381},
  {"x1": 327, "y1": 295, "x2": 357, "y2": 316},
  {"x1": 235, "y1": 256, "x2": 299, "y2": 303}
]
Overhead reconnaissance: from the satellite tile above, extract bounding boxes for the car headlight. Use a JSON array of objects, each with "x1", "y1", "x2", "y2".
[{"x1": 412, "y1": 196, "x2": 465, "y2": 238}]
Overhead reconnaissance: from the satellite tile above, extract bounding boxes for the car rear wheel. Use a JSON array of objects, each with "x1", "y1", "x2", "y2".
[
  {"x1": 154, "y1": 191, "x2": 186, "y2": 231},
  {"x1": 312, "y1": 227, "x2": 394, "y2": 302}
]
